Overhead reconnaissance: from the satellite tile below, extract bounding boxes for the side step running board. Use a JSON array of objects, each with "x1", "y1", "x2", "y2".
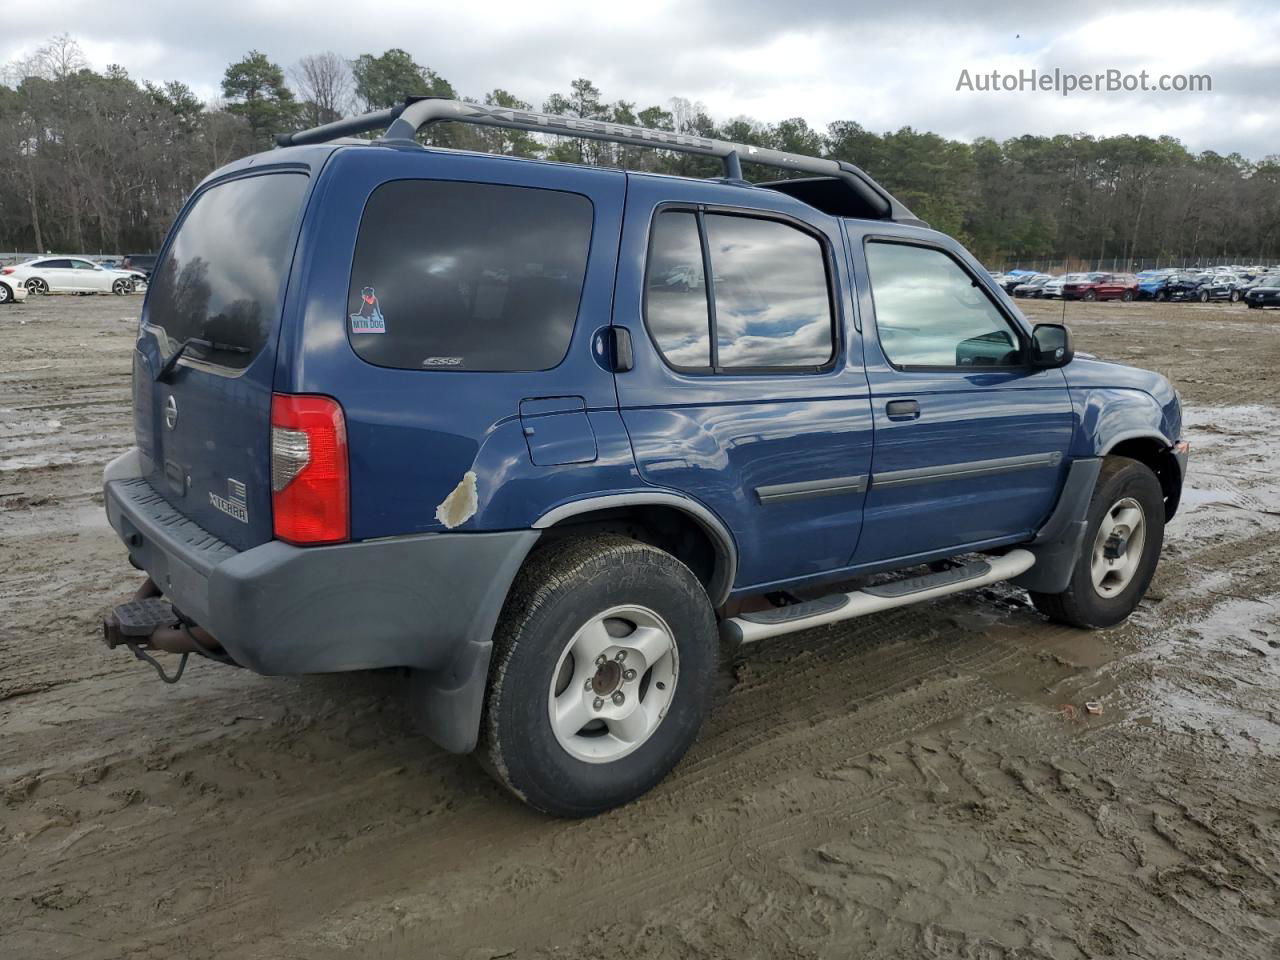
[{"x1": 721, "y1": 549, "x2": 1036, "y2": 644}]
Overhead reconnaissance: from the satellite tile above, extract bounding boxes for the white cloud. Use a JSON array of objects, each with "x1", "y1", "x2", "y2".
[{"x1": 1, "y1": 0, "x2": 1276, "y2": 158}]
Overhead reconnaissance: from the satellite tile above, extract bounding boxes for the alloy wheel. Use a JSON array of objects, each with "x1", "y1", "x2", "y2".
[
  {"x1": 1090, "y1": 497, "x2": 1147, "y2": 599},
  {"x1": 547, "y1": 604, "x2": 679, "y2": 763}
]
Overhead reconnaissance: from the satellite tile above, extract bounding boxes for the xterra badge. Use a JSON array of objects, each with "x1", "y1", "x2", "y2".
[{"x1": 209, "y1": 477, "x2": 249, "y2": 523}]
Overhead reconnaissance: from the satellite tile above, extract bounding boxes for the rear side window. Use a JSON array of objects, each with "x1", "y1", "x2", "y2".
[
  {"x1": 706, "y1": 215, "x2": 833, "y2": 369},
  {"x1": 147, "y1": 173, "x2": 309, "y2": 371},
  {"x1": 645, "y1": 212, "x2": 711, "y2": 371},
  {"x1": 864, "y1": 241, "x2": 1023, "y2": 369},
  {"x1": 347, "y1": 180, "x2": 593, "y2": 372},
  {"x1": 644, "y1": 209, "x2": 835, "y2": 372}
]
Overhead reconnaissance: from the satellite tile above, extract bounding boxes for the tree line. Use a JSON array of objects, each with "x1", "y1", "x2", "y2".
[{"x1": 2, "y1": 35, "x2": 1277, "y2": 266}]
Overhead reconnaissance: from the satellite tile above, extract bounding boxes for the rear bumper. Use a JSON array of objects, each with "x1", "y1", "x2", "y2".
[{"x1": 103, "y1": 449, "x2": 539, "y2": 677}]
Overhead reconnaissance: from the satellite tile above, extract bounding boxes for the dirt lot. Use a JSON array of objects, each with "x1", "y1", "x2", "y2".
[{"x1": 2, "y1": 295, "x2": 1278, "y2": 959}]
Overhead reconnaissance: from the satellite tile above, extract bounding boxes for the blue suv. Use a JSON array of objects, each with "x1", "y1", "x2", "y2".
[{"x1": 102, "y1": 98, "x2": 1188, "y2": 816}]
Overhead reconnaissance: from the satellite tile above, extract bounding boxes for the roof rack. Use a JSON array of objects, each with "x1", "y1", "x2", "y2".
[{"x1": 275, "y1": 97, "x2": 924, "y2": 226}]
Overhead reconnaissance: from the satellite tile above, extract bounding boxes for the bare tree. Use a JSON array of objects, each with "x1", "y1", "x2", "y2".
[{"x1": 290, "y1": 52, "x2": 352, "y2": 127}]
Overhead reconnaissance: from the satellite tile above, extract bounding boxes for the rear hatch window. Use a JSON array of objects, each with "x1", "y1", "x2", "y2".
[
  {"x1": 135, "y1": 171, "x2": 309, "y2": 550},
  {"x1": 146, "y1": 173, "x2": 309, "y2": 370},
  {"x1": 346, "y1": 180, "x2": 593, "y2": 372}
]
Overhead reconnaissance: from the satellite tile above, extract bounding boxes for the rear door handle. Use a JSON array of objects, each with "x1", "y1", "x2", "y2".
[{"x1": 886, "y1": 399, "x2": 920, "y2": 420}]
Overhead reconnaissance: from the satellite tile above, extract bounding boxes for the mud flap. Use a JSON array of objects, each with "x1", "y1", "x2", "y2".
[
  {"x1": 1012, "y1": 457, "x2": 1102, "y2": 594},
  {"x1": 408, "y1": 637, "x2": 493, "y2": 754}
]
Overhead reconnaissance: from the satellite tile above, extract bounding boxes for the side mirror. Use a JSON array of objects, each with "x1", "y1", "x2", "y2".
[{"x1": 1030, "y1": 323, "x2": 1073, "y2": 368}]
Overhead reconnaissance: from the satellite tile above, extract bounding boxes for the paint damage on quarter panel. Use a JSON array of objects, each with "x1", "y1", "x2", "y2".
[{"x1": 436, "y1": 471, "x2": 479, "y2": 529}]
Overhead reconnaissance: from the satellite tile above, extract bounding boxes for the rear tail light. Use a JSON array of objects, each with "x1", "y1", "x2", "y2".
[
  {"x1": 0, "y1": 267, "x2": 13, "y2": 275},
  {"x1": 270, "y1": 393, "x2": 349, "y2": 545}
]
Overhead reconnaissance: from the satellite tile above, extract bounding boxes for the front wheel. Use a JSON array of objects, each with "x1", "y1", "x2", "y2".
[
  {"x1": 1121, "y1": 289, "x2": 1135, "y2": 301},
  {"x1": 1198, "y1": 290, "x2": 1210, "y2": 303},
  {"x1": 1030, "y1": 457, "x2": 1165, "y2": 628},
  {"x1": 112, "y1": 278, "x2": 132, "y2": 295},
  {"x1": 481, "y1": 535, "x2": 718, "y2": 817},
  {"x1": 1083, "y1": 290, "x2": 1097, "y2": 302},
  {"x1": 1229, "y1": 290, "x2": 1240, "y2": 302},
  {"x1": 0, "y1": 283, "x2": 10, "y2": 305}
]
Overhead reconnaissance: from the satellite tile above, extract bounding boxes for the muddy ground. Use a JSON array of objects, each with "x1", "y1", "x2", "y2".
[{"x1": 1, "y1": 295, "x2": 1278, "y2": 959}]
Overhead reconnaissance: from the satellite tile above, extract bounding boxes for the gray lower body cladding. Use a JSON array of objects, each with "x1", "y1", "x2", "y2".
[{"x1": 104, "y1": 460, "x2": 539, "y2": 752}]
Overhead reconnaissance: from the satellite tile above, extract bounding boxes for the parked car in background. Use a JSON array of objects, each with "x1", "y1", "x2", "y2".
[
  {"x1": 1062, "y1": 273, "x2": 1139, "y2": 301},
  {"x1": 0, "y1": 270, "x2": 30, "y2": 304},
  {"x1": 1136, "y1": 270, "x2": 1179, "y2": 301},
  {"x1": 1237, "y1": 272, "x2": 1280, "y2": 301},
  {"x1": 998, "y1": 271, "x2": 1037, "y2": 293},
  {"x1": 2, "y1": 257, "x2": 141, "y2": 295},
  {"x1": 1012, "y1": 274, "x2": 1054, "y2": 298},
  {"x1": 1042, "y1": 273, "x2": 1088, "y2": 298},
  {"x1": 1244, "y1": 278, "x2": 1280, "y2": 309},
  {"x1": 1168, "y1": 272, "x2": 1242, "y2": 303},
  {"x1": 121, "y1": 254, "x2": 157, "y2": 280}
]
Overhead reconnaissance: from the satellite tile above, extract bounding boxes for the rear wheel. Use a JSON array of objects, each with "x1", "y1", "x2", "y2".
[
  {"x1": 1229, "y1": 290, "x2": 1241, "y2": 303},
  {"x1": 482, "y1": 535, "x2": 718, "y2": 817},
  {"x1": 25, "y1": 277, "x2": 47, "y2": 295},
  {"x1": 1030, "y1": 457, "x2": 1165, "y2": 628},
  {"x1": 1083, "y1": 290, "x2": 1097, "y2": 302},
  {"x1": 1121, "y1": 289, "x2": 1134, "y2": 301}
]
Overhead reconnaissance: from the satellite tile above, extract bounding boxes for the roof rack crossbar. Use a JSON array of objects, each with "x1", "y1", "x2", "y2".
[{"x1": 276, "y1": 97, "x2": 921, "y2": 225}]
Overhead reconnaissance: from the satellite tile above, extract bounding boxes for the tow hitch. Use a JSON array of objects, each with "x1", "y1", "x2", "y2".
[{"x1": 102, "y1": 581, "x2": 230, "y2": 683}]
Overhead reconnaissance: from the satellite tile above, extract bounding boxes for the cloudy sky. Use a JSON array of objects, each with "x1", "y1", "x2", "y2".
[{"x1": 4, "y1": 0, "x2": 1278, "y2": 159}]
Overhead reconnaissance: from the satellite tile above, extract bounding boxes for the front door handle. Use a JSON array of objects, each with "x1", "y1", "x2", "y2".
[{"x1": 886, "y1": 399, "x2": 920, "y2": 420}]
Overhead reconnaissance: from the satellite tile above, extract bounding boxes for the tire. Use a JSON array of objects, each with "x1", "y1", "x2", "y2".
[
  {"x1": 1229, "y1": 290, "x2": 1240, "y2": 303},
  {"x1": 481, "y1": 534, "x2": 718, "y2": 817},
  {"x1": 1155, "y1": 291, "x2": 1167, "y2": 302},
  {"x1": 0, "y1": 283, "x2": 10, "y2": 305},
  {"x1": 1247, "y1": 301, "x2": 1260, "y2": 309},
  {"x1": 112, "y1": 278, "x2": 132, "y2": 295},
  {"x1": 1121, "y1": 289, "x2": 1134, "y2": 302},
  {"x1": 1198, "y1": 290, "x2": 1210, "y2": 303},
  {"x1": 26, "y1": 277, "x2": 47, "y2": 295},
  {"x1": 1083, "y1": 290, "x2": 1097, "y2": 302},
  {"x1": 1030, "y1": 456, "x2": 1165, "y2": 629}
]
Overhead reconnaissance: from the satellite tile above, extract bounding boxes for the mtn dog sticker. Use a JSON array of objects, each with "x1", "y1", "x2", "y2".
[{"x1": 350, "y1": 286, "x2": 386, "y2": 334}]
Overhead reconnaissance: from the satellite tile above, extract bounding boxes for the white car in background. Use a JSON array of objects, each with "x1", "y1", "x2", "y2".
[
  {"x1": 1, "y1": 256, "x2": 144, "y2": 296},
  {"x1": 1041, "y1": 272, "x2": 1089, "y2": 299},
  {"x1": 0, "y1": 269, "x2": 30, "y2": 304}
]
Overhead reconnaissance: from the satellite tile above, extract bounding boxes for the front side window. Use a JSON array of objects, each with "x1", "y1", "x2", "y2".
[
  {"x1": 347, "y1": 180, "x2": 593, "y2": 372},
  {"x1": 643, "y1": 209, "x2": 835, "y2": 372},
  {"x1": 864, "y1": 241, "x2": 1023, "y2": 369}
]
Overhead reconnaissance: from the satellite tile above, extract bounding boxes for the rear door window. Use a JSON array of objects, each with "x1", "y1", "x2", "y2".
[
  {"x1": 643, "y1": 209, "x2": 835, "y2": 372},
  {"x1": 347, "y1": 180, "x2": 593, "y2": 372},
  {"x1": 146, "y1": 172, "x2": 309, "y2": 371}
]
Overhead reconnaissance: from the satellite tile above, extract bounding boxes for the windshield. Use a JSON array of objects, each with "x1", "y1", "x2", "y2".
[{"x1": 145, "y1": 173, "x2": 308, "y2": 370}]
